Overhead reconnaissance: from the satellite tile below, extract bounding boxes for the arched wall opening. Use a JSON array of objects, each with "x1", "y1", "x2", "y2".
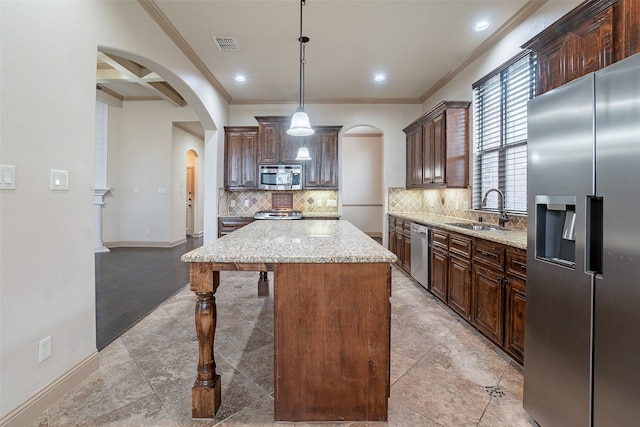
[{"x1": 341, "y1": 125, "x2": 385, "y2": 240}]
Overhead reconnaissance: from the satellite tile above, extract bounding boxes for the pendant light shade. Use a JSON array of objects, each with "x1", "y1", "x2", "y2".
[
  {"x1": 287, "y1": 0, "x2": 314, "y2": 142},
  {"x1": 288, "y1": 108, "x2": 314, "y2": 136},
  {"x1": 295, "y1": 146, "x2": 312, "y2": 161}
]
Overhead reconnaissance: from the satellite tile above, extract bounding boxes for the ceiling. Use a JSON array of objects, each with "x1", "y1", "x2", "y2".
[{"x1": 97, "y1": 0, "x2": 539, "y2": 108}]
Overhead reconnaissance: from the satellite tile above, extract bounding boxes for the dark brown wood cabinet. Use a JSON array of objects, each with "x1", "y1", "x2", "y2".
[
  {"x1": 429, "y1": 226, "x2": 526, "y2": 365},
  {"x1": 403, "y1": 101, "x2": 470, "y2": 189},
  {"x1": 304, "y1": 126, "x2": 341, "y2": 189},
  {"x1": 523, "y1": 0, "x2": 640, "y2": 96},
  {"x1": 430, "y1": 229, "x2": 449, "y2": 302},
  {"x1": 447, "y1": 233, "x2": 472, "y2": 320},
  {"x1": 253, "y1": 117, "x2": 341, "y2": 189},
  {"x1": 387, "y1": 215, "x2": 411, "y2": 274},
  {"x1": 504, "y1": 247, "x2": 527, "y2": 364},
  {"x1": 471, "y1": 239, "x2": 506, "y2": 347},
  {"x1": 224, "y1": 127, "x2": 259, "y2": 190},
  {"x1": 218, "y1": 216, "x2": 254, "y2": 238}
]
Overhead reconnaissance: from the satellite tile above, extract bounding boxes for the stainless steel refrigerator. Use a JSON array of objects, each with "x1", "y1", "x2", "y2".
[{"x1": 525, "y1": 52, "x2": 640, "y2": 426}]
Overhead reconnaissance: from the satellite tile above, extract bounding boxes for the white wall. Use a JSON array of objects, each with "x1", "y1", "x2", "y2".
[
  {"x1": 107, "y1": 101, "x2": 200, "y2": 246},
  {"x1": 421, "y1": 1, "x2": 583, "y2": 111},
  {"x1": 171, "y1": 126, "x2": 205, "y2": 242},
  {"x1": 342, "y1": 134, "x2": 384, "y2": 236},
  {"x1": 0, "y1": 0, "x2": 228, "y2": 420}
]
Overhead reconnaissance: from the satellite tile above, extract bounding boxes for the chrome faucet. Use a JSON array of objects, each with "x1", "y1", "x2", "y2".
[{"x1": 481, "y1": 188, "x2": 510, "y2": 227}]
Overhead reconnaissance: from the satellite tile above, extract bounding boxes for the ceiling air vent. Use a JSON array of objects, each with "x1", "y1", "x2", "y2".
[{"x1": 213, "y1": 37, "x2": 240, "y2": 52}]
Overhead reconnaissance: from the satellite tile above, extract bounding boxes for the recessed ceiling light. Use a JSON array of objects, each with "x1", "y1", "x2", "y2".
[
  {"x1": 235, "y1": 75, "x2": 246, "y2": 82},
  {"x1": 374, "y1": 74, "x2": 386, "y2": 82},
  {"x1": 473, "y1": 20, "x2": 492, "y2": 32}
]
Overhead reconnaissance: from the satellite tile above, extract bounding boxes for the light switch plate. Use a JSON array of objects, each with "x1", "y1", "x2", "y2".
[
  {"x1": 50, "y1": 169, "x2": 69, "y2": 191},
  {"x1": 0, "y1": 165, "x2": 16, "y2": 190}
]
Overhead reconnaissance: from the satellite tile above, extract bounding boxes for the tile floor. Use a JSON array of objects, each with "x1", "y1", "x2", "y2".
[{"x1": 32, "y1": 268, "x2": 535, "y2": 426}]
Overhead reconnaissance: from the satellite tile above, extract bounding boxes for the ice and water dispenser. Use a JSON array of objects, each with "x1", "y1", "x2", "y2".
[{"x1": 534, "y1": 196, "x2": 577, "y2": 268}]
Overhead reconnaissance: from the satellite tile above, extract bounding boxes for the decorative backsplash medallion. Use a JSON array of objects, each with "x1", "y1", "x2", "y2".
[{"x1": 388, "y1": 187, "x2": 527, "y2": 230}]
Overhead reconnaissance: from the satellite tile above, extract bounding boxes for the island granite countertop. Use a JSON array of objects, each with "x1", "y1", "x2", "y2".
[
  {"x1": 388, "y1": 212, "x2": 527, "y2": 250},
  {"x1": 182, "y1": 219, "x2": 396, "y2": 264}
]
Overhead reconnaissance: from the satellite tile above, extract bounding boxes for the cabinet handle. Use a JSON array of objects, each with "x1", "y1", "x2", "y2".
[
  {"x1": 480, "y1": 250, "x2": 498, "y2": 259},
  {"x1": 503, "y1": 277, "x2": 509, "y2": 285}
]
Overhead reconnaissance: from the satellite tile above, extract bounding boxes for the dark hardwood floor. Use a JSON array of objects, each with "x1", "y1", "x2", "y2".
[{"x1": 95, "y1": 237, "x2": 203, "y2": 350}]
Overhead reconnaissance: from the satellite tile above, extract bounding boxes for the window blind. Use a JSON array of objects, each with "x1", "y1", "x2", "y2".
[{"x1": 472, "y1": 51, "x2": 536, "y2": 214}]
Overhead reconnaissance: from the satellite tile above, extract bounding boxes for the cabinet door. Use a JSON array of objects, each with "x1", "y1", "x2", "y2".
[
  {"x1": 281, "y1": 133, "x2": 307, "y2": 164},
  {"x1": 422, "y1": 121, "x2": 434, "y2": 184},
  {"x1": 505, "y1": 276, "x2": 526, "y2": 364},
  {"x1": 402, "y1": 233, "x2": 411, "y2": 274},
  {"x1": 388, "y1": 229, "x2": 397, "y2": 258},
  {"x1": 225, "y1": 129, "x2": 259, "y2": 190},
  {"x1": 258, "y1": 121, "x2": 281, "y2": 164},
  {"x1": 471, "y1": 263, "x2": 505, "y2": 345},
  {"x1": 395, "y1": 232, "x2": 404, "y2": 269},
  {"x1": 447, "y1": 255, "x2": 471, "y2": 320},
  {"x1": 405, "y1": 126, "x2": 423, "y2": 188},
  {"x1": 304, "y1": 128, "x2": 339, "y2": 189},
  {"x1": 432, "y1": 113, "x2": 446, "y2": 185},
  {"x1": 431, "y1": 247, "x2": 448, "y2": 303}
]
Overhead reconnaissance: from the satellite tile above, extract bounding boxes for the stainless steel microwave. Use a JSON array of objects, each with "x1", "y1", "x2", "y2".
[{"x1": 259, "y1": 164, "x2": 302, "y2": 190}]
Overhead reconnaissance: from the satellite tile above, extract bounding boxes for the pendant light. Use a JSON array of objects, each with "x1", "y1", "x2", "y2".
[{"x1": 288, "y1": 0, "x2": 314, "y2": 161}]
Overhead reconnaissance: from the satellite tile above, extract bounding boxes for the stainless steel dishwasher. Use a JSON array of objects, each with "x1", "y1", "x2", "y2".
[{"x1": 410, "y1": 223, "x2": 430, "y2": 289}]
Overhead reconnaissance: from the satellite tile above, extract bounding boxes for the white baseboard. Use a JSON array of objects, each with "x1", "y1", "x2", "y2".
[{"x1": 0, "y1": 351, "x2": 99, "y2": 427}]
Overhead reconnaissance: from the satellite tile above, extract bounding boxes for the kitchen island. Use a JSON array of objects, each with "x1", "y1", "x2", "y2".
[{"x1": 181, "y1": 220, "x2": 396, "y2": 422}]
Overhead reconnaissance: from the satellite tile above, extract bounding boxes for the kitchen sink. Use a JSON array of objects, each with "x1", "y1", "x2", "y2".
[{"x1": 445, "y1": 222, "x2": 504, "y2": 232}]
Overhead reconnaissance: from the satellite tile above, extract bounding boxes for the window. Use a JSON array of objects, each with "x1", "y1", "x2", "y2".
[{"x1": 472, "y1": 51, "x2": 536, "y2": 214}]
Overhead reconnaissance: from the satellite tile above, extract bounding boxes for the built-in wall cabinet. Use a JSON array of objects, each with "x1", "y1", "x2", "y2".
[
  {"x1": 402, "y1": 101, "x2": 470, "y2": 190},
  {"x1": 224, "y1": 117, "x2": 341, "y2": 191}
]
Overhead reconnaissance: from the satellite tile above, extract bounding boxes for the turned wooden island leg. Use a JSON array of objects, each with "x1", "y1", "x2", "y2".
[
  {"x1": 257, "y1": 271, "x2": 269, "y2": 297},
  {"x1": 190, "y1": 264, "x2": 221, "y2": 418}
]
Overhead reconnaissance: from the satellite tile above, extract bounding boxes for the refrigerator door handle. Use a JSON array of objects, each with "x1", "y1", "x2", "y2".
[{"x1": 586, "y1": 196, "x2": 603, "y2": 276}]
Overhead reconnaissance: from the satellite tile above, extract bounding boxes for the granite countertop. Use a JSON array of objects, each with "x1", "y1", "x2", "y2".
[
  {"x1": 389, "y1": 212, "x2": 527, "y2": 250},
  {"x1": 182, "y1": 220, "x2": 396, "y2": 264},
  {"x1": 301, "y1": 212, "x2": 341, "y2": 218}
]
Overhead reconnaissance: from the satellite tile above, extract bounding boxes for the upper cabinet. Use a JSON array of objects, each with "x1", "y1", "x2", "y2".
[
  {"x1": 523, "y1": 0, "x2": 640, "y2": 95},
  {"x1": 304, "y1": 126, "x2": 341, "y2": 189},
  {"x1": 224, "y1": 117, "x2": 341, "y2": 190},
  {"x1": 224, "y1": 126, "x2": 259, "y2": 190},
  {"x1": 403, "y1": 101, "x2": 470, "y2": 189}
]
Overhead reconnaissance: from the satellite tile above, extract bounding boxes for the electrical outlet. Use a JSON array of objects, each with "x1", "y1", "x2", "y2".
[
  {"x1": 463, "y1": 200, "x2": 470, "y2": 210},
  {"x1": 429, "y1": 198, "x2": 434, "y2": 208},
  {"x1": 455, "y1": 200, "x2": 460, "y2": 210},
  {"x1": 244, "y1": 199, "x2": 249, "y2": 207},
  {"x1": 230, "y1": 199, "x2": 236, "y2": 207},
  {"x1": 39, "y1": 335, "x2": 52, "y2": 362},
  {"x1": 316, "y1": 199, "x2": 323, "y2": 207},
  {"x1": 326, "y1": 199, "x2": 337, "y2": 207}
]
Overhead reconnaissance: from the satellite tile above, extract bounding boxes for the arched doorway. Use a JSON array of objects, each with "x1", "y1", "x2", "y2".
[
  {"x1": 341, "y1": 125, "x2": 384, "y2": 241},
  {"x1": 186, "y1": 149, "x2": 198, "y2": 237}
]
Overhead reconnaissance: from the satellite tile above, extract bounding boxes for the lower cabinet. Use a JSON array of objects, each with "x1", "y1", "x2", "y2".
[
  {"x1": 471, "y1": 263, "x2": 505, "y2": 345},
  {"x1": 429, "y1": 226, "x2": 527, "y2": 365},
  {"x1": 388, "y1": 215, "x2": 411, "y2": 274},
  {"x1": 218, "y1": 216, "x2": 254, "y2": 238}
]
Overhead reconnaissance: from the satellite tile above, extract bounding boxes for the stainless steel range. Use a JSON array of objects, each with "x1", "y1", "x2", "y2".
[{"x1": 253, "y1": 210, "x2": 302, "y2": 220}]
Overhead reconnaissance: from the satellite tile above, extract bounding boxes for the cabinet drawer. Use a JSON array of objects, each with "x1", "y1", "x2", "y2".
[
  {"x1": 449, "y1": 233, "x2": 472, "y2": 259},
  {"x1": 432, "y1": 229, "x2": 449, "y2": 249},
  {"x1": 473, "y1": 240, "x2": 505, "y2": 270},
  {"x1": 506, "y1": 248, "x2": 527, "y2": 280},
  {"x1": 403, "y1": 221, "x2": 412, "y2": 237},
  {"x1": 218, "y1": 217, "x2": 254, "y2": 237}
]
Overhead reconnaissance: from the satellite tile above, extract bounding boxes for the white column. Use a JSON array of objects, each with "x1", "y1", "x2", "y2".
[{"x1": 94, "y1": 188, "x2": 110, "y2": 253}]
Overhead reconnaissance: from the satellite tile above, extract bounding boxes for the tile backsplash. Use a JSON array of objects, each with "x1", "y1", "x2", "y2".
[
  {"x1": 388, "y1": 187, "x2": 527, "y2": 230},
  {"x1": 219, "y1": 189, "x2": 338, "y2": 216}
]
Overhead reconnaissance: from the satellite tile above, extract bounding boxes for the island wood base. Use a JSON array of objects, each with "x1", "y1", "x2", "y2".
[
  {"x1": 188, "y1": 261, "x2": 391, "y2": 421},
  {"x1": 274, "y1": 263, "x2": 391, "y2": 421}
]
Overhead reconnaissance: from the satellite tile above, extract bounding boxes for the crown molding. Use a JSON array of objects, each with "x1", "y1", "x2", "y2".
[
  {"x1": 231, "y1": 98, "x2": 421, "y2": 105},
  {"x1": 419, "y1": 0, "x2": 549, "y2": 103},
  {"x1": 137, "y1": 0, "x2": 232, "y2": 104}
]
